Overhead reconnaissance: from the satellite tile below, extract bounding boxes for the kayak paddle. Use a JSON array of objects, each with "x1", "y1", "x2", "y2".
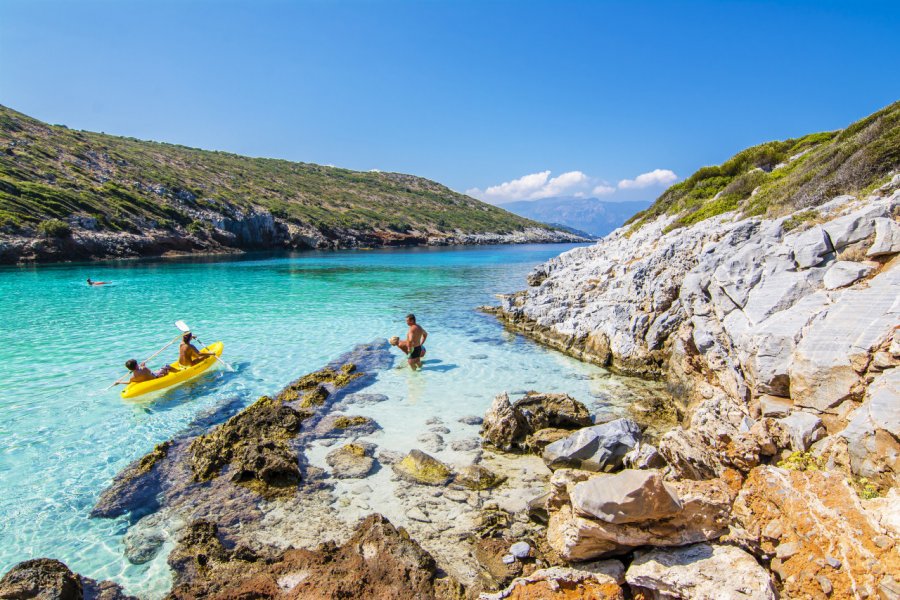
[
  {"x1": 175, "y1": 320, "x2": 234, "y2": 372},
  {"x1": 104, "y1": 332, "x2": 183, "y2": 390}
]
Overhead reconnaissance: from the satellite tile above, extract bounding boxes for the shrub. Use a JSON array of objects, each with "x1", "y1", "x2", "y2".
[
  {"x1": 782, "y1": 210, "x2": 819, "y2": 232},
  {"x1": 777, "y1": 451, "x2": 822, "y2": 471},
  {"x1": 37, "y1": 218, "x2": 71, "y2": 237}
]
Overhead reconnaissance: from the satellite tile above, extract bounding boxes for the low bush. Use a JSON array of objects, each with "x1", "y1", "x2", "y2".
[{"x1": 37, "y1": 218, "x2": 71, "y2": 237}]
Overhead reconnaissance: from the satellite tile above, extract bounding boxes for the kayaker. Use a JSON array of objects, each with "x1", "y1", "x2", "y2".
[
  {"x1": 123, "y1": 359, "x2": 174, "y2": 384},
  {"x1": 179, "y1": 332, "x2": 213, "y2": 367},
  {"x1": 390, "y1": 336, "x2": 427, "y2": 361},
  {"x1": 404, "y1": 314, "x2": 428, "y2": 370}
]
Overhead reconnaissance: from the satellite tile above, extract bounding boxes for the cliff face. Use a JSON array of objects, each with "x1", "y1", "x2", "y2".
[{"x1": 0, "y1": 105, "x2": 582, "y2": 263}]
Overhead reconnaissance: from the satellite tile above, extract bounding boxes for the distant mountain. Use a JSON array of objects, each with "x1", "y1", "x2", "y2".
[{"x1": 500, "y1": 197, "x2": 651, "y2": 237}]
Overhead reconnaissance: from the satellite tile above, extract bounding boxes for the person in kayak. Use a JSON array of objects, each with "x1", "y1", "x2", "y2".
[
  {"x1": 404, "y1": 314, "x2": 428, "y2": 370},
  {"x1": 123, "y1": 359, "x2": 174, "y2": 383},
  {"x1": 390, "y1": 336, "x2": 427, "y2": 361},
  {"x1": 179, "y1": 332, "x2": 214, "y2": 366}
]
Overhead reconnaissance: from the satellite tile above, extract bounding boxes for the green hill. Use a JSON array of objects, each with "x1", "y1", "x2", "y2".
[
  {"x1": 628, "y1": 100, "x2": 900, "y2": 231},
  {"x1": 0, "y1": 105, "x2": 571, "y2": 262}
]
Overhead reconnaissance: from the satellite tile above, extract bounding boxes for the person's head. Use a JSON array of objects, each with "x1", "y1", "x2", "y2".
[
  {"x1": 389, "y1": 336, "x2": 400, "y2": 346},
  {"x1": 125, "y1": 359, "x2": 138, "y2": 371},
  {"x1": 86, "y1": 278, "x2": 92, "y2": 283},
  {"x1": 182, "y1": 332, "x2": 193, "y2": 344},
  {"x1": 406, "y1": 314, "x2": 416, "y2": 325}
]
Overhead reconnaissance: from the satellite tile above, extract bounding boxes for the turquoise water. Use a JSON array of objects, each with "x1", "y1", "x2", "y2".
[{"x1": 0, "y1": 243, "x2": 621, "y2": 595}]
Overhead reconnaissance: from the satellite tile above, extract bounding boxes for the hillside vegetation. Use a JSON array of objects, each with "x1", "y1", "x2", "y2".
[
  {"x1": 0, "y1": 105, "x2": 550, "y2": 239},
  {"x1": 628, "y1": 100, "x2": 900, "y2": 231}
]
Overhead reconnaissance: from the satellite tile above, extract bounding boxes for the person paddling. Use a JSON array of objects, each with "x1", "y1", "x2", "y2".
[
  {"x1": 122, "y1": 358, "x2": 174, "y2": 384},
  {"x1": 179, "y1": 332, "x2": 213, "y2": 366}
]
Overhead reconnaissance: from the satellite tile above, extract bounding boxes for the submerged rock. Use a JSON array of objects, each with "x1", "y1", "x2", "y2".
[
  {"x1": 452, "y1": 464, "x2": 505, "y2": 490},
  {"x1": 626, "y1": 543, "x2": 776, "y2": 600},
  {"x1": 392, "y1": 449, "x2": 453, "y2": 485},
  {"x1": 326, "y1": 442, "x2": 376, "y2": 479}
]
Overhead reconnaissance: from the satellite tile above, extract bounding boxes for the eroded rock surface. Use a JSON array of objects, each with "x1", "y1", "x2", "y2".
[{"x1": 0, "y1": 558, "x2": 137, "y2": 600}]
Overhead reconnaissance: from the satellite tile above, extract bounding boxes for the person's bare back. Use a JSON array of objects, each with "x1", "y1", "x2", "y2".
[{"x1": 404, "y1": 313, "x2": 428, "y2": 370}]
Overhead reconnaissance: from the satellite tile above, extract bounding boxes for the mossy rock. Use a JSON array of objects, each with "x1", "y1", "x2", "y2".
[
  {"x1": 333, "y1": 415, "x2": 372, "y2": 429},
  {"x1": 300, "y1": 385, "x2": 329, "y2": 408},
  {"x1": 452, "y1": 464, "x2": 506, "y2": 491},
  {"x1": 392, "y1": 449, "x2": 452, "y2": 486},
  {"x1": 136, "y1": 441, "x2": 171, "y2": 474}
]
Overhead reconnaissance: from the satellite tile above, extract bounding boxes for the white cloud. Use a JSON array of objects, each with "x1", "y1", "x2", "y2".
[
  {"x1": 617, "y1": 168, "x2": 678, "y2": 190},
  {"x1": 467, "y1": 167, "x2": 677, "y2": 204},
  {"x1": 466, "y1": 170, "x2": 591, "y2": 203}
]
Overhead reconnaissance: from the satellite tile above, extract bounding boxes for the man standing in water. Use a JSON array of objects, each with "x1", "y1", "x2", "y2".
[{"x1": 405, "y1": 314, "x2": 427, "y2": 370}]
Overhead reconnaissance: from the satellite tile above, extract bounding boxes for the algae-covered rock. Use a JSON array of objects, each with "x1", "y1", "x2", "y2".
[
  {"x1": 392, "y1": 449, "x2": 452, "y2": 485},
  {"x1": 299, "y1": 385, "x2": 329, "y2": 408},
  {"x1": 189, "y1": 395, "x2": 306, "y2": 496},
  {"x1": 327, "y1": 443, "x2": 376, "y2": 479},
  {"x1": 452, "y1": 464, "x2": 506, "y2": 490},
  {"x1": 332, "y1": 415, "x2": 372, "y2": 429}
]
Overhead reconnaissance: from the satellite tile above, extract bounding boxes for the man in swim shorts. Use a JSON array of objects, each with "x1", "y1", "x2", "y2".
[
  {"x1": 404, "y1": 313, "x2": 427, "y2": 370},
  {"x1": 124, "y1": 359, "x2": 173, "y2": 383}
]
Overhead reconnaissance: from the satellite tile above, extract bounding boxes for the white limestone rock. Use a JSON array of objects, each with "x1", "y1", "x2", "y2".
[
  {"x1": 822, "y1": 203, "x2": 889, "y2": 250},
  {"x1": 776, "y1": 411, "x2": 825, "y2": 451},
  {"x1": 625, "y1": 543, "x2": 776, "y2": 600},
  {"x1": 823, "y1": 260, "x2": 873, "y2": 289},
  {"x1": 790, "y1": 226, "x2": 833, "y2": 269},
  {"x1": 867, "y1": 217, "x2": 900, "y2": 257},
  {"x1": 840, "y1": 368, "x2": 900, "y2": 480}
]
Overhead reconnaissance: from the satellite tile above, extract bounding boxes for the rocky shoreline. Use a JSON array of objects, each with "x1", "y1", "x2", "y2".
[
  {"x1": 0, "y1": 219, "x2": 585, "y2": 265},
  {"x1": 3, "y1": 185, "x2": 899, "y2": 599}
]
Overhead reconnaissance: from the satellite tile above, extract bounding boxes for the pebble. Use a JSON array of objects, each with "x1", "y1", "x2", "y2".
[
  {"x1": 425, "y1": 417, "x2": 443, "y2": 425},
  {"x1": 501, "y1": 554, "x2": 515, "y2": 565},
  {"x1": 873, "y1": 535, "x2": 894, "y2": 549},
  {"x1": 817, "y1": 575, "x2": 833, "y2": 595},
  {"x1": 775, "y1": 542, "x2": 799, "y2": 559},
  {"x1": 444, "y1": 490, "x2": 469, "y2": 503},
  {"x1": 826, "y1": 556, "x2": 842, "y2": 569},
  {"x1": 407, "y1": 507, "x2": 431, "y2": 523},
  {"x1": 458, "y1": 415, "x2": 483, "y2": 425},
  {"x1": 510, "y1": 541, "x2": 531, "y2": 559},
  {"x1": 430, "y1": 426, "x2": 451, "y2": 434}
]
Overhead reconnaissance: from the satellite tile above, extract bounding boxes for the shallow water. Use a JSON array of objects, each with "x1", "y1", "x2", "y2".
[{"x1": 0, "y1": 244, "x2": 657, "y2": 596}]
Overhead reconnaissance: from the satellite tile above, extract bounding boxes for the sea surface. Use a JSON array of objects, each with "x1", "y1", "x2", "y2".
[{"x1": 0, "y1": 243, "x2": 649, "y2": 596}]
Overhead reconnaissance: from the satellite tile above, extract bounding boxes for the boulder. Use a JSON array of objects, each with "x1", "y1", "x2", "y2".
[
  {"x1": 523, "y1": 428, "x2": 571, "y2": 453},
  {"x1": 758, "y1": 394, "x2": 792, "y2": 418},
  {"x1": 570, "y1": 470, "x2": 681, "y2": 524},
  {"x1": 789, "y1": 226, "x2": 832, "y2": 269},
  {"x1": 326, "y1": 443, "x2": 376, "y2": 479},
  {"x1": 822, "y1": 260, "x2": 873, "y2": 289},
  {"x1": 482, "y1": 392, "x2": 530, "y2": 451},
  {"x1": 790, "y1": 263, "x2": 899, "y2": 412},
  {"x1": 392, "y1": 449, "x2": 452, "y2": 485},
  {"x1": 742, "y1": 267, "x2": 824, "y2": 325},
  {"x1": 543, "y1": 419, "x2": 641, "y2": 472},
  {"x1": 625, "y1": 543, "x2": 776, "y2": 600},
  {"x1": 774, "y1": 411, "x2": 824, "y2": 451},
  {"x1": 840, "y1": 367, "x2": 900, "y2": 482},
  {"x1": 867, "y1": 217, "x2": 900, "y2": 257},
  {"x1": 452, "y1": 464, "x2": 505, "y2": 490},
  {"x1": 730, "y1": 466, "x2": 900, "y2": 600},
  {"x1": 548, "y1": 476, "x2": 734, "y2": 560},
  {"x1": 822, "y1": 203, "x2": 887, "y2": 250},
  {"x1": 480, "y1": 567, "x2": 624, "y2": 600},
  {"x1": 622, "y1": 442, "x2": 666, "y2": 469},
  {"x1": 0, "y1": 559, "x2": 82, "y2": 600},
  {"x1": 513, "y1": 392, "x2": 593, "y2": 431}
]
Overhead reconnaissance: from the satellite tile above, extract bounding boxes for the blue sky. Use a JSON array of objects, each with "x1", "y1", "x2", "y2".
[{"x1": 1, "y1": 0, "x2": 898, "y2": 204}]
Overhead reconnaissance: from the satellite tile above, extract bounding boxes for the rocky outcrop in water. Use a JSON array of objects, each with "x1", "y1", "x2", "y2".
[
  {"x1": 481, "y1": 392, "x2": 593, "y2": 453},
  {"x1": 0, "y1": 558, "x2": 137, "y2": 600}
]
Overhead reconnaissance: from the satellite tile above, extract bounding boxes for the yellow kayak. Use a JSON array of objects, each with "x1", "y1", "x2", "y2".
[{"x1": 120, "y1": 342, "x2": 224, "y2": 399}]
